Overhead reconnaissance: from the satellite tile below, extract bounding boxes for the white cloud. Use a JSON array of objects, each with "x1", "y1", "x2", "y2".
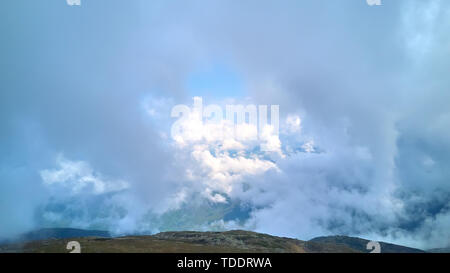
[
  {"x1": 259, "y1": 124, "x2": 283, "y2": 155},
  {"x1": 40, "y1": 155, "x2": 129, "y2": 195},
  {"x1": 285, "y1": 114, "x2": 302, "y2": 134},
  {"x1": 2, "y1": 0, "x2": 450, "y2": 249},
  {"x1": 301, "y1": 140, "x2": 315, "y2": 153},
  {"x1": 185, "y1": 144, "x2": 278, "y2": 201}
]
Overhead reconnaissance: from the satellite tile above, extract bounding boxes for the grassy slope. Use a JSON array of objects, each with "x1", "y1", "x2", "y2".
[
  {"x1": 0, "y1": 230, "x2": 425, "y2": 253},
  {"x1": 0, "y1": 230, "x2": 357, "y2": 253},
  {"x1": 309, "y1": 235, "x2": 426, "y2": 253}
]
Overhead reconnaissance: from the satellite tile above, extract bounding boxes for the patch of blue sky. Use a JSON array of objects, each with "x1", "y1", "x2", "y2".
[{"x1": 186, "y1": 62, "x2": 245, "y2": 101}]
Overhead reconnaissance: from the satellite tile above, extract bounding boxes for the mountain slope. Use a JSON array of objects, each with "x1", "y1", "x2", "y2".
[
  {"x1": 0, "y1": 229, "x2": 426, "y2": 253},
  {"x1": 427, "y1": 247, "x2": 450, "y2": 253},
  {"x1": 309, "y1": 235, "x2": 425, "y2": 253},
  {"x1": 20, "y1": 228, "x2": 111, "y2": 241},
  {"x1": 152, "y1": 230, "x2": 359, "y2": 253}
]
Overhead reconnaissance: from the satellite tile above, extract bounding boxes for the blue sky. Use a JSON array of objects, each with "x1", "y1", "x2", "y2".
[
  {"x1": 1, "y1": 0, "x2": 450, "y2": 249},
  {"x1": 187, "y1": 62, "x2": 245, "y2": 99}
]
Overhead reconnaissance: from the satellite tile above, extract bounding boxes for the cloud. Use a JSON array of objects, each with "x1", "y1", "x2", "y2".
[
  {"x1": 1, "y1": 0, "x2": 450, "y2": 250},
  {"x1": 40, "y1": 155, "x2": 129, "y2": 195},
  {"x1": 284, "y1": 115, "x2": 302, "y2": 134}
]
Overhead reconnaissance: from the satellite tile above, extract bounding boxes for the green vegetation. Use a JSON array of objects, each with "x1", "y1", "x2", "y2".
[{"x1": 0, "y1": 229, "x2": 426, "y2": 253}]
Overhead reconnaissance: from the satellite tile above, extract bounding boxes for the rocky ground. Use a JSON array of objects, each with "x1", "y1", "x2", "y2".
[{"x1": 0, "y1": 229, "x2": 428, "y2": 253}]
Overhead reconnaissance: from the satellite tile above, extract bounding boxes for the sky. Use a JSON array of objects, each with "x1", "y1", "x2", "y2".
[{"x1": 1, "y1": 0, "x2": 450, "y2": 249}]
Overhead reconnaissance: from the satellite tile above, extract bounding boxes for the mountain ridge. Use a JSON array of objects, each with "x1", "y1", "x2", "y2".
[
  {"x1": 309, "y1": 235, "x2": 426, "y2": 253},
  {"x1": 0, "y1": 228, "x2": 428, "y2": 253}
]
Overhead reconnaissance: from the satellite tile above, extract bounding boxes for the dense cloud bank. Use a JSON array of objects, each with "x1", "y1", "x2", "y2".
[{"x1": 1, "y1": 0, "x2": 449, "y2": 249}]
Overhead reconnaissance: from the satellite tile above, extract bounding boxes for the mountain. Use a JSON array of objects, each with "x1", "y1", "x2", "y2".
[
  {"x1": 427, "y1": 247, "x2": 450, "y2": 253},
  {"x1": 0, "y1": 229, "x2": 426, "y2": 253},
  {"x1": 19, "y1": 228, "x2": 111, "y2": 241},
  {"x1": 152, "y1": 230, "x2": 360, "y2": 253},
  {"x1": 309, "y1": 235, "x2": 425, "y2": 253}
]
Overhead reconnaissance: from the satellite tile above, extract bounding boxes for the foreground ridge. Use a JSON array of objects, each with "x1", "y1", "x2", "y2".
[{"x1": 0, "y1": 229, "x2": 426, "y2": 253}]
